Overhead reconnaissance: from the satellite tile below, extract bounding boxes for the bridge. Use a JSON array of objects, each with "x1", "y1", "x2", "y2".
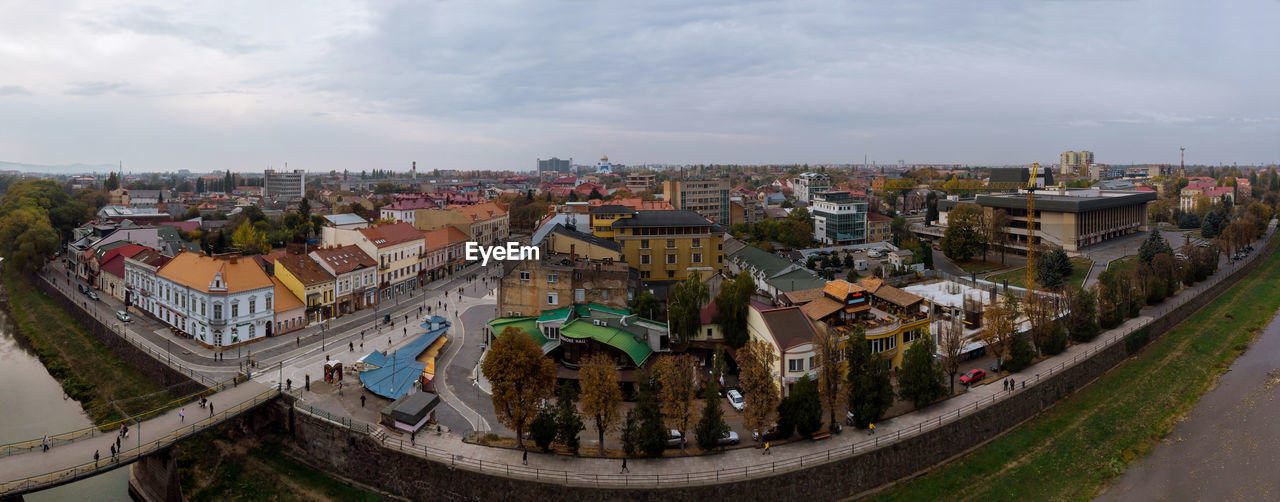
[{"x1": 0, "y1": 379, "x2": 277, "y2": 499}]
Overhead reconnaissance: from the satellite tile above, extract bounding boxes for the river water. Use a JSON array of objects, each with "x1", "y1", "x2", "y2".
[{"x1": 0, "y1": 308, "x2": 130, "y2": 501}]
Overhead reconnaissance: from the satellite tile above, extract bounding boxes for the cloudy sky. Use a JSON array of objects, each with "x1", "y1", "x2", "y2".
[{"x1": 1, "y1": 0, "x2": 1278, "y2": 172}]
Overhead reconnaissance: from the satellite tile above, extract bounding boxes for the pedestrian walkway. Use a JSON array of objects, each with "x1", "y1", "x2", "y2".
[{"x1": 0, "y1": 381, "x2": 275, "y2": 497}]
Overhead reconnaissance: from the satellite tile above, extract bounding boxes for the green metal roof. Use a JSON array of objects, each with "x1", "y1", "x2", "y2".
[
  {"x1": 586, "y1": 304, "x2": 630, "y2": 316},
  {"x1": 487, "y1": 317, "x2": 546, "y2": 346},
  {"x1": 573, "y1": 304, "x2": 591, "y2": 317},
  {"x1": 561, "y1": 319, "x2": 654, "y2": 367},
  {"x1": 537, "y1": 308, "x2": 573, "y2": 323}
]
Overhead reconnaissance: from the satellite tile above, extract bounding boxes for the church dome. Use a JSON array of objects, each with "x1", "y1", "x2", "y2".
[{"x1": 600, "y1": 155, "x2": 609, "y2": 162}]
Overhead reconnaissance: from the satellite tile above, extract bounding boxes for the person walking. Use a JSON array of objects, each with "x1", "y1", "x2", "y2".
[
  {"x1": 869, "y1": 423, "x2": 876, "y2": 434},
  {"x1": 763, "y1": 442, "x2": 771, "y2": 455},
  {"x1": 94, "y1": 449, "x2": 99, "y2": 466},
  {"x1": 620, "y1": 457, "x2": 628, "y2": 473},
  {"x1": 110, "y1": 444, "x2": 116, "y2": 459},
  {"x1": 410, "y1": 430, "x2": 416, "y2": 446},
  {"x1": 179, "y1": 408, "x2": 184, "y2": 422},
  {"x1": 522, "y1": 450, "x2": 527, "y2": 465},
  {"x1": 209, "y1": 402, "x2": 214, "y2": 417},
  {"x1": 115, "y1": 436, "x2": 121, "y2": 450},
  {"x1": 360, "y1": 394, "x2": 366, "y2": 408},
  {"x1": 42, "y1": 435, "x2": 49, "y2": 452}
]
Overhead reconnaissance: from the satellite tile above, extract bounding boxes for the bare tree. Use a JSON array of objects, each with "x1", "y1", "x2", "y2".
[
  {"x1": 739, "y1": 340, "x2": 780, "y2": 443},
  {"x1": 979, "y1": 295, "x2": 1018, "y2": 369},
  {"x1": 989, "y1": 209, "x2": 1011, "y2": 265},
  {"x1": 813, "y1": 325, "x2": 846, "y2": 432},
  {"x1": 937, "y1": 314, "x2": 965, "y2": 393}
]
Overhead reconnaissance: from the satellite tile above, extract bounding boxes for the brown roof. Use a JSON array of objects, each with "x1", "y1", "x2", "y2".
[
  {"x1": 822, "y1": 280, "x2": 865, "y2": 300},
  {"x1": 859, "y1": 277, "x2": 885, "y2": 294},
  {"x1": 157, "y1": 251, "x2": 273, "y2": 294},
  {"x1": 310, "y1": 245, "x2": 376, "y2": 275},
  {"x1": 127, "y1": 248, "x2": 170, "y2": 268},
  {"x1": 874, "y1": 284, "x2": 924, "y2": 308},
  {"x1": 271, "y1": 277, "x2": 305, "y2": 313},
  {"x1": 422, "y1": 226, "x2": 470, "y2": 249},
  {"x1": 799, "y1": 297, "x2": 843, "y2": 322},
  {"x1": 782, "y1": 288, "x2": 825, "y2": 306},
  {"x1": 755, "y1": 305, "x2": 817, "y2": 350},
  {"x1": 454, "y1": 201, "x2": 508, "y2": 222},
  {"x1": 358, "y1": 222, "x2": 424, "y2": 248},
  {"x1": 274, "y1": 254, "x2": 335, "y2": 286}
]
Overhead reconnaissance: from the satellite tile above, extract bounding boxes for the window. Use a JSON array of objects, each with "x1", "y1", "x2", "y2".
[
  {"x1": 575, "y1": 289, "x2": 585, "y2": 302},
  {"x1": 667, "y1": 270, "x2": 675, "y2": 278},
  {"x1": 231, "y1": 303, "x2": 239, "y2": 318},
  {"x1": 640, "y1": 239, "x2": 650, "y2": 249},
  {"x1": 201, "y1": 301, "x2": 206, "y2": 316},
  {"x1": 213, "y1": 303, "x2": 222, "y2": 320},
  {"x1": 706, "y1": 328, "x2": 713, "y2": 338},
  {"x1": 520, "y1": 271, "x2": 531, "y2": 281},
  {"x1": 249, "y1": 297, "x2": 256, "y2": 315},
  {"x1": 809, "y1": 356, "x2": 816, "y2": 369},
  {"x1": 692, "y1": 238, "x2": 702, "y2": 248},
  {"x1": 640, "y1": 254, "x2": 651, "y2": 265},
  {"x1": 547, "y1": 293, "x2": 559, "y2": 306},
  {"x1": 692, "y1": 253, "x2": 702, "y2": 264},
  {"x1": 666, "y1": 239, "x2": 676, "y2": 249},
  {"x1": 788, "y1": 359, "x2": 804, "y2": 372},
  {"x1": 547, "y1": 274, "x2": 558, "y2": 283},
  {"x1": 666, "y1": 254, "x2": 677, "y2": 265},
  {"x1": 249, "y1": 325, "x2": 256, "y2": 338},
  {"x1": 640, "y1": 271, "x2": 651, "y2": 279}
]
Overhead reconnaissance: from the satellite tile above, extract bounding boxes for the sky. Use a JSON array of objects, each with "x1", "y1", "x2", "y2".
[{"x1": 1, "y1": 0, "x2": 1278, "y2": 173}]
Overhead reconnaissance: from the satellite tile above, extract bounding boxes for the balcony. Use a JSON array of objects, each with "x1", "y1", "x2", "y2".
[
  {"x1": 379, "y1": 262, "x2": 390, "y2": 271},
  {"x1": 208, "y1": 318, "x2": 226, "y2": 327}
]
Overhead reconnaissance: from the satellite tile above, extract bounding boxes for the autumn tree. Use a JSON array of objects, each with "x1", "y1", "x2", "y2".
[
  {"x1": 1025, "y1": 291, "x2": 1066, "y2": 356},
  {"x1": 667, "y1": 271, "x2": 709, "y2": 344},
  {"x1": 980, "y1": 295, "x2": 1019, "y2": 368},
  {"x1": 714, "y1": 273, "x2": 756, "y2": 348},
  {"x1": 942, "y1": 203, "x2": 988, "y2": 262},
  {"x1": 579, "y1": 353, "x2": 622, "y2": 456},
  {"x1": 813, "y1": 325, "x2": 846, "y2": 432},
  {"x1": 739, "y1": 340, "x2": 780, "y2": 443},
  {"x1": 482, "y1": 327, "x2": 557, "y2": 452},
  {"x1": 845, "y1": 330, "x2": 893, "y2": 428},
  {"x1": 898, "y1": 335, "x2": 947, "y2": 408},
  {"x1": 653, "y1": 354, "x2": 698, "y2": 444},
  {"x1": 937, "y1": 315, "x2": 966, "y2": 393},
  {"x1": 231, "y1": 220, "x2": 270, "y2": 255}
]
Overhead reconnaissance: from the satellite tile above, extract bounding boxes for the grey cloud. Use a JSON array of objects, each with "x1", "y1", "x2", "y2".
[
  {"x1": 105, "y1": 6, "x2": 264, "y2": 55},
  {"x1": 64, "y1": 81, "x2": 131, "y2": 96},
  {"x1": 0, "y1": 86, "x2": 32, "y2": 96}
]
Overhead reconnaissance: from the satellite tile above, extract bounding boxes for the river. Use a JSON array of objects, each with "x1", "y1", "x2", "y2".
[{"x1": 0, "y1": 308, "x2": 130, "y2": 501}]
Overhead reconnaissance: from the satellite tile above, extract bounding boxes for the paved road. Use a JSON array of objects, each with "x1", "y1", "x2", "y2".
[{"x1": 1096, "y1": 309, "x2": 1280, "y2": 502}]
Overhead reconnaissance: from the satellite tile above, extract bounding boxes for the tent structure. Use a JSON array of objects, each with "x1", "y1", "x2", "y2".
[{"x1": 359, "y1": 317, "x2": 450, "y2": 399}]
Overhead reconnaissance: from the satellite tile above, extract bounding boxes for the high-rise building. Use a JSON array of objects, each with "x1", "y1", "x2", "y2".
[
  {"x1": 1060, "y1": 151, "x2": 1094, "y2": 176},
  {"x1": 811, "y1": 191, "x2": 868, "y2": 245},
  {"x1": 625, "y1": 173, "x2": 656, "y2": 193},
  {"x1": 663, "y1": 179, "x2": 730, "y2": 223},
  {"x1": 537, "y1": 157, "x2": 572, "y2": 174},
  {"x1": 794, "y1": 172, "x2": 831, "y2": 204},
  {"x1": 264, "y1": 169, "x2": 305, "y2": 201}
]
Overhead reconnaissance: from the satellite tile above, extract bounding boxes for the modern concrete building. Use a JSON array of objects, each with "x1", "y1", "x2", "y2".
[
  {"x1": 794, "y1": 172, "x2": 831, "y2": 204},
  {"x1": 537, "y1": 157, "x2": 572, "y2": 174},
  {"x1": 264, "y1": 169, "x2": 306, "y2": 201},
  {"x1": 663, "y1": 179, "x2": 731, "y2": 224},
  {"x1": 1060, "y1": 151, "x2": 1094, "y2": 176},
  {"x1": 937, "y1": 188, "x2": 1157, "y2": 253},
  {"x1": 625, "y1": 173, "x2": 656, "y2": 193},
  {"x1": 811, "y1": 190, "x2": 869, "y2": 245}
]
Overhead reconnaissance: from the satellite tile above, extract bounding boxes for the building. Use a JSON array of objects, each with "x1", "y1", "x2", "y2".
[
  {"x1": 264, "y1": 169, "x2": 306, "y2": 201},
  {"x1": 663, "y1": 179, "x2": 731, "y2": 223},
  {"x1": 324, "y1": 222, "x2": 428, "y2": 299},
  {"x1": 794, "y1": 172, "x2": 831, "y2": 205},
  {"x1": 96, "y1": 206, "x2": 172, "y2": 224},
  {"x1": 990, "y1": 167, "x2": 1054, "y2": 188},
  {"x1": 729, "y1": 196, "x2": 764, "y2": 226},
  {"x1": 310, "y1": 245, "x2": 379, "y2": 316},
  {"x1": 785, "y1": 277, "x2": 930, "y2": 368},
  {"x1": 811, "y1": 191, "x2": 869, "y2": 245},
  {"x1": 746, "y1": 304, "x2": 819, "y2": 396},
  {"x1": 122, "y1": 248, "x2": 171, "y2": 312},
  {"x1": 937, "y1": 189, "x2": 1156, "y2": 253},
  {"x1": 150, "y1": 252, "x2": 276, "y2": 347},
  {"x1": 413, "y1": 202, "x2": 509, "y2": 246},
  {"x1": 537, "y1": 157, "x2": 572, "y2": 174},
  {"x1": 270, "y1": 277, "x2": 307, "y2": 335},
  {"x1": 421, "y1": 226, "x2": 470, "y2": 281},
  {"x1": 545, "y1": 224, "x2": 624, "y2": 262},
  {"x1": 273, "y1": 254, "x2": 337, "y2": 324},
  {"x1": 866, "y1": 212, "x2": 892, "y2": 242},
  {"x1": 321, "y1": 213, "x2": 369, "y2": 230},
  {"x1": 486, "y1": 304, "x2": 667, "y2": 378},
  {"x1": 726, "y1": 244, "x2": 825, "y2": 300},
  {"x1": 379, "y1": 196, "x2": 439, "y2": 226},
  {"x1": 97, "y1": 244, "x2": 148, "y2": 301},
  {"x1": 607, "y1": 210, "x2": 725, "y2": 282},
  {"x1": 497, "y1": 253, "x2": 632, "y2": 320},
  {"x1": 625, "y1": 173, "x2": 657, "y2": 193},
  {"x1": 109, "y1": 188, "x2": 130, "y2": 206},
  {"x1": 1060, "y1": 151, "x2": 1094, "y2": 176},
  {"x1": 595, "y1": 155, "x2": 613, "y2": 175}
]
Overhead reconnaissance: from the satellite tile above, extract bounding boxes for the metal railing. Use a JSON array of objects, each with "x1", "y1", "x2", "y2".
[{"x1": 0, "y1": 388, "x2": 279, "y2": 496}]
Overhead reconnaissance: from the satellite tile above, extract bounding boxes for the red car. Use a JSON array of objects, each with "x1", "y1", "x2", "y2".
[{"x1": 959, "y1": 369, "x2": 986, "y2": 385}]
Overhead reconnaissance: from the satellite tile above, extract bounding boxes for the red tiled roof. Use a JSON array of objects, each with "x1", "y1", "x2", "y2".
[
  {"x1": 310, "y1": 245, "x2": 376, "y2": 274},
  {"x1": 358, "y1": 222, "x2": 424, "y2": 248},
  {"x1": 867, "y1": 212, "x2": 893, "y2": 222},
  {"x1": 423, "y1": 226, "x2": 470, "y2": 249}
]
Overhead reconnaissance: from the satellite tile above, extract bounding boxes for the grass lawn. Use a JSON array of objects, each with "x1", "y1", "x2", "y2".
[
  {"x1": 1106, "y1": 255, "x2": 1139, "y2": 274},
  {"x1": 871, "y1": 243, "x2": 1280, "y2": 501},
  {"x1": 987, "y1": 257, "x2": 1093, "y2": 290},
  {"x1": 955, "y1": 260, "x2": 1005, "y2": 274},
  {"x1": 4, "y1": 273, "x2": 171, "y2": 424}
]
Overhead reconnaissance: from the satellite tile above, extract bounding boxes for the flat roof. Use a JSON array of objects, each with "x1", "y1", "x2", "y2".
[{"x1": 939, "y1": 190, "x2": 1156, "y2": 213}]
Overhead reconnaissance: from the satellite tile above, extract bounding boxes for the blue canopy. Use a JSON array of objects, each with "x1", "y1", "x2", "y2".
[{"x1": 359, "y1": 320, "x2": 450, "y2": 399}]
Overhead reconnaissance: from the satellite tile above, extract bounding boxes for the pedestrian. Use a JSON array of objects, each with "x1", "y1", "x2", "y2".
[
  {"x1": 869, "y1": 423, "x2": 876, "y2": 434},
  {"x1": 521, "y1": 449, "x2": 528, "y2": 465},
  {"x1": 350, "y1": 342, "x2": 354, "y2": 352},
  {"x1": 210, "y1": 403, "x2": 214, "y2": 417},
  {"x1": 110, "y1": 444, "x2": 116, "y2": 458},
  {"x1": 361, "y1": 394, "x2": 366, "y2": 408},
  {"x1": 620, "y1": 457, "x2": 628, "y2": 473},
  {"x1": 179, "y1": 408, "x2": 184, "y2": 422},
  {"x1": 94, "y1": 449, "x2": 99, "y2": 466},
  {"x1": 116, "y1": 436, "x2": 121, "y2": 450},
  {"x1": 763, "y1": 442, "x2": 770, "y2": 455},
  {"x1": 410, "y1": 430, "x2": 415, "y2": 445},
  {"x1": 403, "y1": 327, "x2": 406, "y2": 336},
  {"x1": 1022, "y1": 380, "x2": 1025, "y2": 389},
  {"x1": 305, "y1": 374, "x2": 310, "y2": 391},
  {"x1": 360, "y1": 342, "x2": 364, "y2": 350},
  {"x1": 42, "y1": 435, "x2": 49, "y2": 452}
]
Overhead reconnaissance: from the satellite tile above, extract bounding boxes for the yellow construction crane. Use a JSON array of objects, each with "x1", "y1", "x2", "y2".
[{"x1": 1025, "y1": 162, "x2": 1039, "y2": 292}]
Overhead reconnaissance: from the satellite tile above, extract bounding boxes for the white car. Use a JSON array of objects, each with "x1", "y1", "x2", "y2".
[
  {"x1": 718, "y1": 430, "x2": 740, "y2": 446},
  {"x1": 116, "y1": 310, "x2": 131, "y2": 322},
  {"x1": 666, "y1": 429, "x2": 685, "y2": 447},
  {"x1": 726, "y1": 389, "x2": 745, "y2": 411}
]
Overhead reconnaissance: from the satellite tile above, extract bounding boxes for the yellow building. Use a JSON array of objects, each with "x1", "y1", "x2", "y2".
[
  {"x1": 746, "y1": 304, "x2": 818, "y2": 397},
  {"x1": 608, "y1": 210, "x2": 724, "y2": 282},
  {"x1": 546, "y1": 224, "x2": 623, "y2": 261},
  {"x1": 413, "y1": 201, "x2": 509, "y2": 246},
  {"x1": 273, "y1": 254, "x2": 336, "y2": 324},
  {"x1": 588, "y1": 204, "x2": 631, "y2": 239}
]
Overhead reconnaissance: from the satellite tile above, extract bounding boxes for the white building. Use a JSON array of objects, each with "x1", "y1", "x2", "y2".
[
  {"x1": 264, "y1": 169, "x2": 306, "y2": 201},
  {"x1": 147, "y1": 251, "x2": 276, "y2": 347},
  {"x1": 794, "y1": 172, "x2": 831, "y2": 205}
]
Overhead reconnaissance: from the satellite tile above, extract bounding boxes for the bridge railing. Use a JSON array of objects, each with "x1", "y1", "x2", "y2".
[
  {"x1": 0, "y1": 388, "x2": 279, "y2": 497},
  {"x1": 0, "y1": 373, "x2": 247, "y2": 457},
  {"x1": 285, "y1": 222, "x2": 1278, "y2": 489}
]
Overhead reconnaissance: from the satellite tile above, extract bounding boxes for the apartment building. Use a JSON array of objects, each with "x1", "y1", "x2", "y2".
[
  {"x1": 413, "y1": 201, "x2": 509, "y2": 246},
  {"x1": 149, "y1": 252, "x2": 275, "y2": 347},
  {"x1": 663, "y1": 179, "x2": 731, "y2": 223},
  {"x1": 310, "y1": 245, "x2": 379, "y2": 316},
  {"x1": 794, "y1": 172, "x2": 831, "y2": 204},
  {"x1": 324, "y1": 222, "x2": 427, "y2": 299},
  {"x1": 625, "y1": 173, "x2": 657, "y2": 193},
  {"x1": 264, "y1": 169, "x2": 305, "y2": 201},
  {"x1": 607, "y1": 210, "x2": 724, "y2": 282},
  {"x1": 497, "y1": 253, "x2": 632, "y2": 319}
]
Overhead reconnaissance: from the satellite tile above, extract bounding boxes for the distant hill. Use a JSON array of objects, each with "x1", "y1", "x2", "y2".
[{"x1": 0, "y1": 161, "x2": 118, "y2": 174}]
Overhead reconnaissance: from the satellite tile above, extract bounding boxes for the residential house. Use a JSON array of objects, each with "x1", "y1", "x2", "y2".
[
  {"x1": 273, "y1": 253, "x2": 338, "y2": 324},
  {"x1": 151, "y1": 252, "x2": 275, "y2": 347},
  {"x1": 866, "y1": 212, "x2": 892, "y2": 242},
  {"x1": 324, "y1": 222, "x2": 427, "y2": 299},
  {"x1": 271, "y1": 277, "x2": 307, "y2": 335},
  {"x1": 96, "y1": 244, "x2": 147, "y2": 300},
  {"x1": 726, "y1": 244, "x2": 825, "y2": 300},
  {"x1": 310, "y1": 245, "x2": 378, "y2": 316},
  {"x1": 123, "y1": 248, "x2": 171, "y2": 312},
  {"x1": 746, "y1": 304, "x2": 818, "y2": 397},
  {"x1": 421, "y1": 226, "x2": 470, "y2": 282}
]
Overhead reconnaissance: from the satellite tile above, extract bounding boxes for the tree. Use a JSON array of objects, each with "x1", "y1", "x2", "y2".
[
  {"x1": 554, "y1": 382, "x2": 584, "y2": 454},
  {"x1": 989, "y1": 209, "x2": 1011, "y2": 264},
  {"x1": 739, "y1": 340, "x2": 781, "y2": 442},
  {"x1": 620, "y1": 408, "x2": 639, "y2": 457},
  {"x1": 980, "y1": 295, "x2": 1019, "y2": 368},
  {"x1": 653, "y1": 354, "x2": 698, "y2": 445},
  {"x1": 926, "y1": 195, "x2": 939, "y2": 224},
  {"x1": 1025, "y1": 292, "x2": 1064, "y2": 355},
  {"x1": 588, "y1": 188, "x2": 604, "y2": 200},
  {"x1": 1006, "y1": 335, "x2": 1035, "y2": 372},
  {"x1": 1065, "y1": 286, "x2": 1100, "y2": 342},
  {"x1": 0, "y1": 207, "x2": 60, "y2": 273},
  {"x1": 1138, "y1": 230, "x2": 1173, "y2": 263},
  {"x1": 231, "y1": 220, "x2": 269, "y2": 255},
  {"x1": 195, "y1": 176, "x2": 205, "y2": 194},
  {"x1": 579, "y1": 353, "x2": 622, "y2": 456},
  {"x1": 482, "y1": 327, "x2": 558, "y2": 451},
  {"x1": 104, "y1": 172, "x2": 119, "y2": 191},
  {"x1": 530, "y1": 405, "x2": 558, "y2": 452},
  {"x1": 898, "y1": 335, "x2": 947, "y2": 408},
  {"x1": 714, "y1": 273, "x2": 756, "y2": 348},
  {"x1": 1176, "y1": 211, "x2": 1200, "y2": 229},
  {"x1": 787, "y1": 375, "x2": 823, "y2": 437},
  {"x1": 845, "y1": 330, "x2": 893, "y2": 428},
  {"x1": 629, "y1": 289, "x2": 660, "y2": 320},
  {"x1": 941, "y1": 203, "x2": 988, "y2": 262},
  {"x1": 667, "y1": 271, "x2": 709, "y2": 345},
  {"x1": 1201, "y1": 211, "x2": 1223, "y2": 238},
  {"x1": 634, "y1": 376, "x2": 668, "y2": 458},
  {"x1": 1037, "y1": 248, "x2": 1073, "y2": 289},
  {"x1": 843, "y1": 253, "x2": 856, "y2": 269},
  {"x1": 694, "y1": 359, "x2": 730, "y2": 451},
  {"x1": 938, "y1": 315, "x2": 966, "y2": 393},
  {"x1": 813, "y1": 325, "x2": 845, "y2": 432}
]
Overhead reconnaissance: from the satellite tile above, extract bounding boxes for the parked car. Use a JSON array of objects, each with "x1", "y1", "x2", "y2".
[
  {"x1": 78, "y1": 284, "x2": 88, "y2": 294},
  {"x1": 717, "y1": 430, "x2": 740, "y2": 446},
  {"x1": 726, "y1": 389, "x2": 745, "y2": 411},
  {"x1": 116, "y1": 310, "x2": 131, "y2": 322},
  {"x1": 959, "y1": 368, "x2": 986, "y2": 385},
  {"x1": 666, "y1": 429, "x2": 684, "y2": 448},
  {"x1": 86, "y1": 291, "x2": 99, "y2": 301}
]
